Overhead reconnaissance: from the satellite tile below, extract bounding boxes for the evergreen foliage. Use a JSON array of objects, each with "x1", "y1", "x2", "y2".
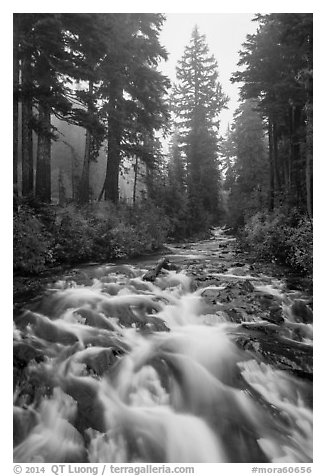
[
  {"x1": 221, "y1": 99, "x2": 269, "y2": 229},
  {"x1": 231, "y1": 13, "x2": 313, "y2": 216},
  {"x1": 13, "y1": 14, "x2": 170, "y2": 205},
  {"x1": 228, "y1": 14, "x2": 313, "y2": 276},
  {"x1": 169, "y1": 26, "x2": 228, "y2": 233},
  {"x1": 96, "y1": 14, "x2": 170, "y2": 203}
]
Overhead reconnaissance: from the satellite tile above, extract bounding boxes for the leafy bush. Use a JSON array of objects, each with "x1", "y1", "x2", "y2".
[
  {"x1": 14, "y1": 200, "x2": 172, "y2": 275},
  {"x1": 14, "y1": 206, "x2": 54, "y2": 274},
  {"x1": 53, "y1": 205, "x2": 99, "y2": 263},
  {"x1": 240, "y1": 209, "x2": 312, "y2": 275},
  {"x1": 130, "y1": 201, "x2": 171, "y2": 250},
  {"x1": 286, "y1": 217, "x2": 313, "y2": 274}
]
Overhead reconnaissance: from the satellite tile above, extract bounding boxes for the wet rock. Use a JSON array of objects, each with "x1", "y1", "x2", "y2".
[
  {"x1": 216, "y1": 281, "x2": 255, "y2": 302},
  {"x1": 256, "y1": 293, "x2": 280, "y2": 311},
  {"x1": 199, "y1": 279, "x2": 223, "y2": 288},
  {"x1": 13, "y1": 406, "x2": 38, "y2": 447},
  {"x1": 241, "y1": 322, "x2": 280, "y2": 336},
  {"x1": 164, "y1": 262, "x2": 180, "y2": 271},
  {"x1": 291, "y1": 300, "x2": 313, "y2": 323},
  {"x1": 264, "y1": 305, "x2": 284, "y2": 325},
  {"x1": 235, "y1": 335, "x2": 261, "y2": 353},
  {"x1": 231, "y1": 262, "x2": 245, "y2": 268},
  {"x1": 227, "y1": 267, "x2": 252, "y2": 276},
  {"x1": 286, "y1": 276, "x2": 305, "y2": 291},
  {"x1": 75, "y1": 308, "x2": 117, "y2": 331},
  {"x1": 140, "y1": 316, "x2": 170, "y2": 333},
  {"x1": 225, "y1": 308, "x2": 243, "y2": 324},
  {"x1": 233, "y1": 325, "x2": 313, "y2": 378},
  {"x1": 241, "y1": 280, "x2": 255, "y2": 293},
  {"x1": 62, "y1": 377, "x2": 107, "y2": 434},
  {"x1": 14, "y1": 341, "x2": 45, "y2": 368}
]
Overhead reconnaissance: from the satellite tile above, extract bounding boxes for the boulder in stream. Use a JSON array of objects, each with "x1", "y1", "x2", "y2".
[
  {"x1": 291, "y1": 299, "x2": 313, "y2": 323},
  {"x1": 264, "y1": 305, "x2": 284, "y2": 324}
]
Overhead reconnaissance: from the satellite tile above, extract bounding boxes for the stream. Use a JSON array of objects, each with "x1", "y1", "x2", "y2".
[{"x1": 13, "y1": 228, "x2": 313, "y2": 463}]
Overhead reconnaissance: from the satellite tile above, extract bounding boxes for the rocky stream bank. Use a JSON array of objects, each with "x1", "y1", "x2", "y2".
[{"x1": 13, "y1": 227, "x2": 313, "y2": 463}]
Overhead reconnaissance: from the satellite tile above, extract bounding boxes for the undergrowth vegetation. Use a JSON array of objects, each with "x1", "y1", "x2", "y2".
[
  {"x1": 14, "y1": 197, "x2": 312, "y2": 279},
  {"x1": 239, "y1": 209, "x2": 313, "y2": 276},
  {"x1": 14, "y1": 200, "x2": 171, "y2": 275}
]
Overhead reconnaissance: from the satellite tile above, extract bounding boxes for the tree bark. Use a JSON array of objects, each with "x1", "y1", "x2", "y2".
[
  {"x1": 104, "y1": 134, "x2": 120, "y2": 203},
  {"x1": 133, "y1": 155, "x2": 139, "y2": 205},
  {"x1": 78, "y1": 130, "x2": 91, "y2": 203},
  {"x1": 13, "y1": 18, "x2": 19, "y2": 189},
  {"x1": 268, "y1": 118, "x2": 274, "y2": 211},
  {"x1": 103, "y1": 84, "x2": 122, "y2": 204},
  {"x1": 142, "y1": 258, "x2": 170, "y2": 282},
  {"x1": 305, "y1": 103, "x2": 313, "y2": 219},
  {"x1": 304, "y1": 71, "x2": 313, "y2": 220},
  {"x1": 292, "y1": 106, "x2": 303, "y2": 208},
  {"x1": 78, "y1": 81, "x2": 93, "y2": 204},
  {"x1": 21, "y1": 57, "x2": 34, "y2": 197},
  {"x1": 35, "y1": 102, "x2": 51, "y2": 202},
  {"x1": 272, "y1": 121, "x2": 281, "y2": 200},
  {"x1": 58, "y1": 168, "x2": 65, "y2": 205}
]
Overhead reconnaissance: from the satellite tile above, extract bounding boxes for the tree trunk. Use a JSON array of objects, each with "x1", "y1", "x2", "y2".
[
  {"x1": 13, "y1": 19, "x2": 19, "y2": 189},
  {"x1": 35, "y1": 102, "x2": 51, "y2": 202},
  {"x1": 78, "y1": 81, "x2": 93, "y2": 204},
  {"x1": 305, "y1": 103, "x2": 313, "y2": 219},
  {"x1": 104, "y1": 133, "x2": 120, "y2": 203},
  {"x1": 272, "y1": 121, "x2": 281, "y2": 201},
  {"x1": 292, "y1": 106, "x2": 303, "y2": 208},
  {"x1": 268, "y1": 118, "x2": 274, "y2": 211},
  {"x1": 58, "y1": 168, "x2": 66, "y2": 206},
  {"x1": 287, "y1": 104, "x2": 294, "y2": 197},
  {"x1": 78, "y1": 130, "x2": 91, "y2": 203},
  {"x1": 21, "y1": 57, "x2": 34, "y2": 197},
  {"x1": 142, "y1": 257, "x2": 170, "y2": 282},
  {"x1": 133, "y1": 156, "x2": 139, "y2": 205},
  {"x1": 103, "y1": 84, "x2": 122, "y2": 204}
]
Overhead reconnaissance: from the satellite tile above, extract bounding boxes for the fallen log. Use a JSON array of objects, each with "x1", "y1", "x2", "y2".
[{"x1": 142, "y1": 257, "x2": 170, "y2": 282}]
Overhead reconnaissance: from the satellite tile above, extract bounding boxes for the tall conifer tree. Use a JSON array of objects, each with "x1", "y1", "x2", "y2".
[
  {"x1": 172, "y1": 26, "x2": 228, "y2": 229},
  {"x1": 97, "y1": 14, "x2": 170, "y2": 204}
]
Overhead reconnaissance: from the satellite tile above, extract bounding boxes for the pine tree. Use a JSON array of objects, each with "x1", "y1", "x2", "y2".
[
  {"x1": 15, "y1": 14, "x2": 35, "y2": 197},
  {"x1": 61, "y1": 13, "x2": 108, "y2": 204},
  {"x1": 13, "y1": 15, "x2": 20, "y2": 190},
  {"x1": 220, "y1": 124, "x2": 236, "y2": 191},
  {"x1": 172, "y1": 26, "x2": 228, "y2": 230},
  {"x1": 231, "y1": 100, "x2": 268, "y2": 195},
  {"x1": 97, "y1": 14, "x2": 170, "y2": 204},
  {"x1": 222, "y1": 100, "x2": 269, "y2": 229},
  {"x1": 231, "y1": 14, "x2": 312, "y2": 214},
  {"x1": 14, "y1": 13, "x2": 74, "y2": 201},
  {"x1": 165, "y1": 131, "x2": 188, "y2": 237},
  {"x1": 168, "y1": 130, "x2": 186, "y2": 192}
]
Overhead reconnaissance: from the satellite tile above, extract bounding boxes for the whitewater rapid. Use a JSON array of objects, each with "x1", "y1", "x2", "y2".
[{"x1": 13, "y1": 241, "x2": 312, "y2": 463}]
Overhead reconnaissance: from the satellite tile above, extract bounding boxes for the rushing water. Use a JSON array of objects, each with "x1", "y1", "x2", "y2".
[{"x1": 13, "y1": 231, "x2": 313, "y2": 463}]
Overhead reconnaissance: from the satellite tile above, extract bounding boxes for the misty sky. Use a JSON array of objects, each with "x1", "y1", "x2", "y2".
[{"x1": 158, "y1": 13, "x2": 259, "y2": 134}]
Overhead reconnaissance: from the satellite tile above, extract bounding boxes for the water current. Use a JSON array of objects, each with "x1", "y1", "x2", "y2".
[{"x1": 13, "y1": 229, "x2": 313, "y2": 463}]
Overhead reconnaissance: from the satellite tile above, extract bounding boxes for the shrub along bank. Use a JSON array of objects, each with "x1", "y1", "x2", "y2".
[
  {"x1": 14, "y1": 199, "x2": 171, "y2": 275},
  {"x1": 238, "y1": 209, "x2": 313, "y2": 277}
]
